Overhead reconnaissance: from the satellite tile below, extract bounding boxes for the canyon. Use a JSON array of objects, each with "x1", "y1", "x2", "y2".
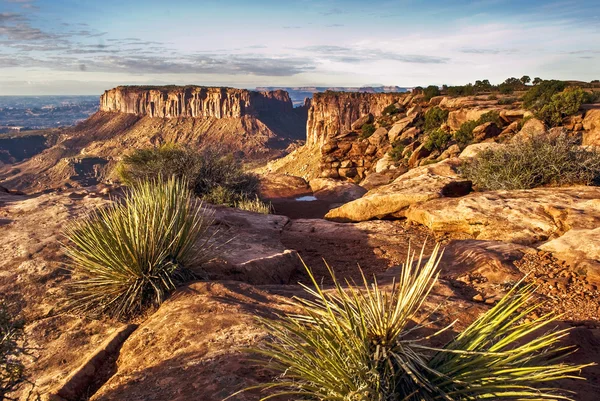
[{"x1": 2, "y1": 84, "x2": 600, "y2": 401}]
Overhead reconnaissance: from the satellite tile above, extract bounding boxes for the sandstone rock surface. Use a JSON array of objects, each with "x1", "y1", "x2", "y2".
[
  {"x1": 406, "y1": 186, "x2": 600, "y2": 244},
  {"x1": 309, "y1": 178, "x2": 367, "y2": 203},
  {"x1": 325, "y1": 159, "x2": 472, "y2": 221},
  {"x1": 583, "y1": 108, "x2": 600, "y2": 146}
]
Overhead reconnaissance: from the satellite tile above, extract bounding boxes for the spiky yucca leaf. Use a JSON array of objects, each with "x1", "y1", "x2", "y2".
[
  {"x1": 234, "y1": 245, "x2": 592, "y2": 401},
  {"x1": 63, "y1": 177, "x2": 214, "y2": 319}
]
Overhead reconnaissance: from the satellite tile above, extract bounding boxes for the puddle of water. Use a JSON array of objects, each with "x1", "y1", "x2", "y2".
[{"x1": 295, "y1": 195, "x2": 318, "y2": 202}]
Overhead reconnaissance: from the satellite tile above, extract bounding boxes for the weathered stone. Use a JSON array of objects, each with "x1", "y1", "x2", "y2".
[
  {"x1": 321, "y1": 142, "x2": 338, "y2": 154},
  {"x1": 472, "y1": 122, "x2": 502, "y2": 141},
  {"x1": 321, "y1": 168, "x2": 340, "y2": 179},
  {"x1": 387, "y1": 115, "x2": 418, "y2": 143},
  {"x1": 583, "y1": 109, "x2": 600, "y2": 146},
  {"x1": 398, "y1": 126, "x2": 419, "y2": 142},
  {"x1": 447, "y1": 108, "x2": 500, "y2": 131},
  {"x1": 259, "y1": 174, "x2": 310, "y2": 199},
  {"x1": 310, "y1": 178, "x2": 367, "y2": 203},
  {"x1": 339, "y1": 167, "x2": 358, "y2": 178},
  {"x1": 406, "y1": 186, "x2": 600, "y2": 245},
  {"x1": 368, "y1": 127, "x2": 389, "y2": 146},
  {"x1": 325, "y1": 158, "x2": 471, "y2": 221},
  {"x1": 359, "y1": 172, "x2": 395, "y2": 190},
  {"x1": 510, "y1": 118, "x2": 546, "y2": 143},
  {"x1": 459, "y1": 142, "x2": 505, "y2": 159},
  {"x1": 340, "y1": 160, "x2": 354, "y2": 168},
  {"x1": 351, "y1": 113, "x2": 374, "y2": 131},
  {"x1": 438, "y1": 144, "x2": 461, "y2": 160},
  {"x1": 408, "y1": 143, "x2": 431, "y2": 168},
  {"x1": 407, "y1": 105, "x2": 422, "y2": 117}
]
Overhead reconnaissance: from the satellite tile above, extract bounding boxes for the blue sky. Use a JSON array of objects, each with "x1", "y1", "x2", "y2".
[{"x1": 1, "y1": 0, "x2": 599, "y2": 95}]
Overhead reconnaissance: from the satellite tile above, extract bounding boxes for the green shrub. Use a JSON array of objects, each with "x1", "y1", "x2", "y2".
[
  {"x1": 360, "y1": 123, "x2": 376, "y2": 139},
  {"x1": 537, "y1": 87, "x2": 586, "y2": 127},
  {"x1": 389, "y1": 142, "x2": 405, "y2": 161},
  {"x1": 424, "y1": 106, "x2": 449, "y2": 131},
  {"x1": 233, "y1": 244, "x2": 590, "y2": 401},
  {"x1": 117, "y1": 145, "x2": 259, "y2": 207},
  {"x1": 487, "y1": 95, "x2": 498, "y2": 101},
  {"x1": 477, "y1": 110, "x2": 503, "y2": 127},
  {"x1": 1, "y1": 302, "x2": 26, "y2": 399},
  {"x1": 461, "y1": 134, "x2": 600, "y2": 190},
  {"x1": 423, "y1": 85, "x2": 441, "y2": 101},
  {"x1": 236, "y1": 195, "x2": 272, "y2": 214},
  {"x1": 498, "y1": 97, "x2": 517, "y2": 105},
  {"x1": 454, "y1": 120, "x2": 479, "y2": 147},
  {"x1": 522, "y1": 80, "x2": 567, "y2": 111},
  {"x1": 424, "y1": 128, "x2": 452, "y2": 151},
  {"x1": 63, "y1": 177, "x2": 214, "y2": 318},
  {"x1": 382, "y1": 104, "x2": 399, "y2": 115}
]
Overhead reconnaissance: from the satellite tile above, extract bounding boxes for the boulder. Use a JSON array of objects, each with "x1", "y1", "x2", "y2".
[
  {"x1": 0, "y1": 185, "x2": 8, "y2": 193},
  {"x1": 583, "y1": 109, "x2": 600, "y2": 146},
  {"x1": 472, "y1": 122, "x2": 502, "y2": 141},
  {"x1": 258, "y1": 174, "x2": 311, "y2": 199},
  {"x1": 368, "y1": 127, "x2": 389, "y2": 147},
  {"x1": 406, "y1": 186, "x2": 600, "y2": 245},
  {"x1": 499, "y1": 109, "x2": 531, "y2": 123},
  {"x1": 539, "y1": 228, "x2": 600, "y2": 284},
  {"x1": 309, "y1": 178, "x2": 367, "y2": 204},
  {"x1": 510, "y1": 118, "x2": 546, "y2": 143},
  {"x1": 459, "y1": 142, "x2": 505, "y2": 159},
  {"x1": 359, "y1": 171, "x2": 396, "y2": 190},
  {"x1": 375, "y1": 153, "x2": 395, "y2": 173},
  {"x1": 351, "y1": 113, "x2": 374, "y2": 131},
  {"x1": 398, "y1": 126, "x2": 419, "y2": 142},
  {"x1": 407, "y1": 143, "x2": 431, "y2": 168},
  {"x1": 204, "y1": 207, "x2": 302, "y2": 285},
  {"x1": 447, "y1": 108, "x2": 499, "y2": 131},
  {"x1": 437, "y1": 144, "x2": 461, "y2": 160},
  {"x1": 407, "y1": 105, "x2": 422, "y2": 117},
  {"x1": 429, "y1": 96, "x2": 445, "y2": 106},
  {"x1": 387, "y1": 115, "x2": 418, "y2": 143},
  {"x1": 90, "y1": 282, "x2": 298, "y2": 401},
  {"x1": 325, "y1": 158, "x2": 472, "y2": 222}
]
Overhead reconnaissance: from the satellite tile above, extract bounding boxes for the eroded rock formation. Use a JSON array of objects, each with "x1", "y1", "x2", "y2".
[{"x1": 100, "y1": 86, "x2": 293, "y2": 119}]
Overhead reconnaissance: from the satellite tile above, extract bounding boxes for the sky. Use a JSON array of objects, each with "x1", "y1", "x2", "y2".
[{"x1": 0, "y1": 0, "x2": 599, "y2": 95}]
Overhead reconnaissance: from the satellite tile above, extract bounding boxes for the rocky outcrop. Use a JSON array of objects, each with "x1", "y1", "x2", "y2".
[
  {"x1": 325, "y1": 159, "x2": 472, "y2": 222},
  {"x1": 583, "y1": 108, "x2": 600, "y2": 146},
  {"x1": 406, "y1": 186, "x2": 600, "y2": 245},
  {"x1": 100, "y1": 86, "x2": 293, "y2": 119},
  {"x1": 306, "y1": 92, "x2": 405, "y2": 147}
]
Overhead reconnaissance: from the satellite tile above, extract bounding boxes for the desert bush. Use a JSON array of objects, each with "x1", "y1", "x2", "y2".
[
  {"x1": 235, "y1": 195, "x2": 272, "y2": 214},
  {"x1": 498, "y1": 96, "x2": 517, "y2": 105},
  {"x1": 117, "y1": 145, "x2": 259, "y2": 207},
  {"x1": 63, "y1": 177, "x2": 214, "y2": 318},
  {"x1": 389, "y1": 142, "x2": 405, "y2": 161},
  {"x1": 477, "y1": 110, "x2": 503, "y2": 127},
  {"x1": 522, "y1": 79, "x2": 567, "y2": 111},
  {"x1": 423, "y1": 85, "x2": 441, "y2": 101},
  {"x1": 360, "y1": 123, "x2": 376, "y2": 139},
  {"x1": 537, "y1": 87, "x2": 586, "y2": 127},
  {"x1": 382, "y1": 104, "x2": 400, "y2": 116},
  {"x1": 454, "y1": 120, "x2": 479, "y2": 147},
  {"x1": 461, "y1": 134, "x2": 600, "y2": 190},
  {"x1": 424, "y1": 128, "x2": 452, "y2": 151},
  {"x1": 487, "y1": 94, "x2": 498, "y2": 101},
  {"x1": 0, "y1": 302, "x2": 26, "y2": 399},
  {"x1": 233, "y1": 244, "x2": 590, "y2": 400},
  {"x1": 424, "y1": 106, "x2": 449, "y2": 131}
]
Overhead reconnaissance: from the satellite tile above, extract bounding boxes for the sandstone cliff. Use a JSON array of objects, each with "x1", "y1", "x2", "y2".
[
  {"x1": 100, "y1": 86, "x2": 293, "y2": 119},
  {"x1": 306, "y1": 92, "x2": 405, "y2": 146},
  {"x1": 0, "y1": 86, "x2": 307, "y2": 192}
]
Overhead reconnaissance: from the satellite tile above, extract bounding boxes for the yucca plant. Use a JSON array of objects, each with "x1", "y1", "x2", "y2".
[
  {"x1": 0, "y1": 301, "x2": 26, "y2": 400},
  {"x1": 234, "y1": 244, "x2": 592, "y2": 400},
  {"x1": 63, "y1": 177, "x2": 214, "y2": 319}
]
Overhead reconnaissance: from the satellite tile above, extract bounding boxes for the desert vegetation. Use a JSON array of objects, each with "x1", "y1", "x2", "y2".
[
  {"x1": 116, "y1": 144, "x2": 269, "y2": 210},
  {"x1": 0, "y1": 302, "x2": 26, "y2": 400},
  {"x1": 423, "y1": 106, "x2": 449, "y2": 132},
  {"x1": 237, "y1": 245, "x2": 590, "y2": 400},
  {"x1": 63, "y1": 177, "x2": 214, "y2": 318},
  {"x1": 461, "y1": 134, "x2": 600, "y2": 190},
  {"x1": 360, "y1": 123, "x2": 377, "y2": 139}
]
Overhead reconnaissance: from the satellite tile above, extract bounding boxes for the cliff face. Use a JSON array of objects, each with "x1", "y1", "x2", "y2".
[
  {"x1": 306, "y1": 92, "x2": 405, "y2": 147},
  {"x1": 100, "y1": 86, "x2": 293, "y2": 119}
]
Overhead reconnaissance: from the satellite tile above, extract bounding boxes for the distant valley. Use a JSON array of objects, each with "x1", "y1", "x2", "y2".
[{"x1": 256, "y1": 86, "x2": 410, "y2": 106}]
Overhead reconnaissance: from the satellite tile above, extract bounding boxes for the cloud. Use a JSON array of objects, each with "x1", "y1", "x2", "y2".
[
  {"x1": 0, "y1": 12, "x2": 25, "y2": 23},
  {"x1": 320, "y1": 7, "x2": 345, "y2": 16},
  {"x1": 300, "y1": 45, "x2": 449, "y2": 64}
]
